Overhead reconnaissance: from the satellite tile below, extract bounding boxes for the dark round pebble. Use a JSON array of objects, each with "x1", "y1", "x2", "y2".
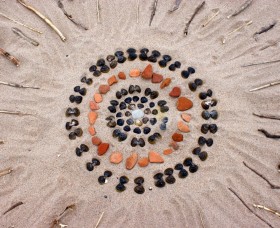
[
  {"x1": 138, "y1": 138, "x2": 145, "y2": 147},
  {"x1": 155, "y1": 179, "x2": 166, "y2": 188},
  {"x1": 120, "y1": 176, "x2": 129, "y2": 184},
  {"x1": 116, "y1": 183, "x2": 126, "y2": 192},
  {"x1": 116, "y1": 112, "x2": 122, "y2": 117},
  {"x1": 134, "y1": 176, "x2": 144, "y2": 185},
  {"x1": 153, "y1": 173, "x2": 163, "y2": 180},
  {"x1": 148, "y1": 55, "x2": 157, "y2": 63},
  {"x1": 199, "y1": 151, "x2": 208, "y2": 161},
  {"x1": 188, "y1": 67, "x2": 195, "y2": 74},
  {"x1": 157, "y1": 100, "x2": 167, "y2": 107},
  {"x1": 128, "y1": 85, "x2": 135, "y2": 94},
  {"x1": 128, "y1": 104, "x2": 136, "y2": 110},
  {"x1": 89, "y1": 65, "x2": 97, "y2": 72},
  {"x1": 144, "y1": 108, "x2": 151, "y2": 115},
  {"x1": 104, "y1": 170, "x2": 112, "y2": 177},
  {"x1": 201, "y1": 101, "x2": 209, "y2": 110},
  {"x1": 80, "y1": 144, "x2": 89, "y2": 152},
  {"x1": 108, "y1": 106, "x2": 116, "y2": 113},
  {"x1": 198, "y1": 136, "x2": 207, "y2": 146},
  {"x1": 124, "y1": 97, "x2": 132, "y2": 104},
  {"x1": 143, "y1": 127, "x2": 151, "y2": 135},
  {"x1": 139, "y1": 53, "x2": 148, "y2": 61},
  {"x1": 134, "y1": 185, "x2": 145, "y2": 194},
  {"x1": 93, "y1": 70, "x2": 101, "y2": 77},
  {"x1": 123, "y1": 125, "x2": 131, "y2": 132},
  {"x1": 112, "y1": 129, "x2": 121, "y2": 138},
  {"x1": 96, "y1": 58, "x2": 105, "y2": 67},
  {"x1": 194, "y1": 78, "x2": 203, "y2": 86},
  {"x1": 140, "y1": 48, "x2": 149, "y2": 54},
  {"x1": 183, "y1": 157, "x2": 193, "y2": 166},
  {"x1": 189, "y1": 164, "x2": 198, "y2": 173},
  {"x1": 128, "y1": 53, "x2": 137, "y2": 61},
  {"x1": 162, "y1": 117, "x2": 168, "y2": 123},
  {"x1": 158, "y1": 60, "x2": 167, "y2": 67},
  {"x1": 114, "y1": 50, "x2": 124, "y2": 57},
  {"x1": 119, "y1": 102, "x2": 127, "y2": 110},
  {"x1": 86, "y1": 162, "x2": 94, "y2": 171},
  {"x1": 178, "y1": 169, "x2": 188, "y2": 178},
  {"x1": 98, "y1": 176, "x2": 106, "y2": 184},
  {"x1": 174, "y1": 61, "x2": 181, "y2": 68},
  {"x1": 207, "y1": 89, "x2": 213, "y2": 97},
  {"x1": 100, "y1": 65, "x2": 110, "y2": 73},
  {"x1": 125, "y1": 111, "x2": 132, "y2": 117},
  {"x1": 68, "y1": 132, "x2": 76, "y2": 140},
  {"x1": 92, "y1": 158, "x2": 100, "y2": 166},
  {"x1": 163, "y1": 55, "x2": 172, "y2": 62},
  {"x1": 181, "y1": 70, "x2": 190, "y2": 79},
  {"x1": 150, "y1": 118, "x2": 157, "y2": 125},
  {"x1": 74, "y1": 86, "x2": 80, "y2": 92},
  {"x1": 118, "y1": 132, "x2": 127, "y2": 141},
  {"x1": 126, "y1": 118, "x2": 134, "y2": 125},
  {"x1": 169, "y1": 64, "x2": 176, "y2": 71},
  {"x1": 199, "y1": 92, "x2": 208, "y2": 100},
  {"x1": 135, "y1": 85, "x2": 141, "y2": 93},
  {"x1": 206, "y1": 138, "x2": 213, "y2": 147},
  {"x1": 133, "y1": 127, "x2": 141, "y2": 134},
  {"x1": 75, "y1": 148, "x2": 82, "y2": 157},
  {"x1": 152, "y1": 50, "x2": 161, "y2": 57},
  {"x1": 209, "y1": 124, "x2": 218, "y2": 134},
  {"x1": 116, "y1": 91, "x2": 122, "y2": 99},
  {"x1": 152, "y1": 109, "x2": 158, "y2": 115},
  {"x1": 149, "y1": 102, "x2": 155, "y2": 108},
  {"x1": 153, "y1": 132, "x2": 162, "y2": 139},
  {"x1": 148, "y1": 135, "x2": 156, "y2": 144},
  {"x1": 189, "y1": 82, "x2": 197, "y2": 91},
  {"x1": 141, "y1": 97, "x2": 148, "y2": 103},
  {"x1": 210, "y1": 110, "x2": 218, "y2": 119},
  {"x1": 150, "y1": 91, "x2": 159, "y2": 99},
  {"x1": 160, "y1": 106, "x2": 169, "y2": 113},
  {"x1": 137, "y1": 103, "x2": 144, "y2": 109},
  {"x1": 131, "y1": 137, "x2": 138, "y2": 147},
  {"x1": 164, "y1": 168, "x2": 174, "y2": 176},
  {"x1": 160, "y1": 123, "x2": 166, "y2": 130},
  {"x1": 201, "y1": 124, "x2": 210, "y2": 134},
  {"x1": 110, "y1": 60, "x2": 118, "y2": 69},
  {"x1": 127, "y1": 48, "x2": 136, "y2": 53},
  {"x1": 133, "y1": 96, "x2": 139, "y2": 102},
  {"x1": 165, "y1": 175, "x2": 176, "y2": 184},
  {"x1": 145, "y1": 88, "x2": 152, "y2": 96},
  {"x1": 107, "y1": 121, "x2": 116, "y2": 128},
  {"x1": 106, "y1": 55, "x2": 115, "y2": 62},
  {"x1": 69, "y1": 95, "x2": 75, "y2": 103},
  {"x1": 192, "y1": 147, "x2": 201, "y2": 155},
  {"x1": 201, "y1": 111, "x2": 210, "y2": 120},
  {"x1": 142, "y1": 117, "x2": 149, "y2": 124},
  {"x1": 117, "y1": 56, "x2": 126, "y2": 63},
  {"x1": 117, "y1": 119, "x2": 124, "y2": 126},
  {"x1": 175, "y1": 163, "x2": 183, "y2": 170},
  {"x1": 110, "y1": 100, "x2": 119, "y2": 106}
]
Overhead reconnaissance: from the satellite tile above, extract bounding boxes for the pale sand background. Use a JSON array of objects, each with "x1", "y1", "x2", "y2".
[{"x1": 0, "y1": 0, "x2": 280, "y2": 227}]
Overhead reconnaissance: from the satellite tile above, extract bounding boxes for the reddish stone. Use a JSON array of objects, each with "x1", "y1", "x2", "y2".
[
  {"x1": 89, "y1": 101, "x2": 99, "y2": 110},
  {"x1": 98, "y1": 143, "x2": 109, "y2": 156},
  {"x1": 138, "y1": 157, "x2": 149, "y2": 167},
  {"x1": 88, "y1": 126, "x2": 96, "y2": 136},
  {"x1": 149, "y1": 151, "x2": 164, "y2": 163},
  {"x1": 126, "y1": 152, "x2": 138, "y2": 170},
  {"x1": 91, "y1": 136, "x2": 102, "y2": 146},
  {"x1": 169, "y1": 141, "x2": 179, "y2": 150},
  {"x1": 163, "y1": 148, "x2": 173, "y2": 155},
  {"x1": 94, "y1": 93, "x2": 102, "y2": 103},
  {"x1": 88, "y1": 111, "x2": 98, "y2": 125},
  {"x1": 141, "y1": 64, "x2": 153, "y2": 79},
  {"x1": 178, "y1": 121, "x2": 190, "y2": 133},
  {"x1": 99, "y1": 84, "x2": 110, "y2": 94},
  {"x1": 177, "y1": 97, "x2": 193, "y2": 111},
  {"x1": 172, "y1": 133, "x2": 183, "y2": 142},
  {"x1": 169, "y1": 87, "x2": 181, "y2": 97},
  {"x1": 110, "y1": 152, "x2": 123, "y2": 164},
  {"x1": 152, "y1": 73, "x2": 163, "y2": 83},
  {"x1": 160, "y1": 78, "x2": 172, "y2": 89},
  {"x1": 107, "y1": 75, "x2": 118, "y2": 86},
  {"x1": 118, "y1": 72, "x2": 126, "y2": 80}
]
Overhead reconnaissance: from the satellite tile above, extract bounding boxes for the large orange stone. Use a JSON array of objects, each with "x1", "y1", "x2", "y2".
[
  {"x1": 88, "y1": 111, "x2": 98, "y2": 125},
  {"x1": 160, "y1": 78, "x2": 171, "y2": 89},
  {"x1": 126, "y1": 152, "x2": 138, "y2": 170},
  {"x1": 138, "y1": 157, "x2": 149, "y2": 167},
  {"x1": 89, "y1": 101, "x2": 99, "y2": 110},
  {"x1": 178, "y1": 121, "x2": 190, "y2": 133},
  {"x1": 148, "y1": 151, "x2": 164, "y2": 163},
  {"x1": 98, "y1": 143, "x2": 109, "y2": 156},
  {"x1": 99, "y1": 84, "x2": 110, "y2": 94},
  {"x1": 110, "y1": 152, "x2": 123, "y2": 164},
  {"x1": 141, "y1": 64, "x2": 153, "y2": 79},
  {"x1": 107, "y1": 75, "x2": 118, "y2": 86},
  {"x1": 152, "y1": 73, "x2": 163, "y2": 83},
  {"x1": 177, "y1": 97, "x2": 193, "y2": 111},
  {"x1": 172, "y1": 133, "x2": 183, "y2": 142},
  {"x1": 118, "y1": 72, "x2": 126, "y2": 80}
]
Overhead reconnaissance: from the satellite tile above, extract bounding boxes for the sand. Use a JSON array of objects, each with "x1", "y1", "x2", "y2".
[{"x1": 0, "y1": 0, "x2": 280, "y2": 227}]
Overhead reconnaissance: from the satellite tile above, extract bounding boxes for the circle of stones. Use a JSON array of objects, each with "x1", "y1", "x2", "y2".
[{"x1": 64, "y1": 47, "x2": 219, "y2": 194}]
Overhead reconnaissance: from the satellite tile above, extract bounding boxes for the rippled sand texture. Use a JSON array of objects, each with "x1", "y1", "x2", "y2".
[{"x1": 1, "y1": 0, "x2": 280, "y2": 227}]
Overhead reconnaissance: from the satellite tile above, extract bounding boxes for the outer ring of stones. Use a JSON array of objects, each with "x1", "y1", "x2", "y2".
[{"x1": 64, "y1": 47, "x2": 218, "y2": 193}]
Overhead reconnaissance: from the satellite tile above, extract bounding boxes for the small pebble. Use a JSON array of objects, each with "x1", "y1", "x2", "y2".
[
  {"x1": 125, "y1": 111, "x2": 131, "y2": 117},
  {"x1": 110, "y1": 100, "x2": 119, "y2": 106},
  {"x1": 117, "y1": 56, "x2": 126, "y2": 63},
  {"x1": 118, "y1": 132, "x2": 127, "y2": 142},
  {"x1": 188, "y1": 67, "x2": 195, "y2": 74},
  {"x1": 158, "y1": 60, "x2": 167, "y2": 67},
  {"x1": 121, "y1": 88, "x2": 128, "y2": 95},
  {"x1": 124, "y1": 97, "x2": 132, "y2": 104},
  {"x1": 108, "y1": 106, "x2": 116, "y2": 113},
  {"x1": 160, "y1": 106, "x2": 169, "y2": 113},
  {"x1": 126, "y1": 153, "x2": 138, "y2": 170},
  {"x1": 181, "y1": 70, "x2": 190, "y2": 79},
  {"x1": 126, "y1": 118, "x2": 134, "y2": 125},
  {"x1": 141, "y1": 97, "x2": 148, "y2": 103},
  {"x1": 150, "y1": 91, "x2": 159, "y2": 99},
  {"x1": 119, "y1": 102, "x2": 127, "y2": 110},
  {"x1": 139, "y1": 53, "x2": 148, "y2": 61},
  {"x1": 133, "y1": 96, "x2": 139, "y2": 102},
  {"x1": 160, "y1": 123, "x2": 166, "y2": 130},
  {"x1": 138, "y1": 157, "x2": 149, "y2": 167},
  {"x1": 144, "y1": 108, "x2": 151, "y2": 114},
  {"x1": 128, "y1": 53, "x2": 137, "y2": 61},
  {"x1": 175, "y1": 163, "x2": 183, "y2": 170},
  {"x1": 118, "y1": 72, "x2": 126, "y2": 80},
  {"x1": 178, "y1": 169, "x2": 188, "y2": 178},
  {"x1": 134, "y1": 176, "x2": 144, "y2": 185},
  {"x1": 96, "y1": 58, "x2": 105, "y2": 66},
  {"x1": 116, "y1": 112, "x2": 122, "y2": 117},
  {"x1": 162, "y1": 117, "x2": 168, "y2": 123},
  {"x1": 100, "y1": 65, "x2": 110, "y2": 73},
  {"x1": 117, "y1": 119, "x2": 124, "y2": 126},
  {"x1": 188, "y1": 82, "x2": 197, "y2": 91},
  {"x1": 137, "y1": 104, "x2": 144, "y2": 109},
  {"x1": 116, "y1": 91, "x2": 122, "y2": 99},
  {"x1": 152, "y1": 109, "x2": 158, "y2": 115},
  {"x1": 152, "y1": 50, "x2": 161, "y2": 57},
  {"x1": 149, "y1": 151, "x2": 164, "y2": 163},
  {"x1": 134, "y1": 185, "x2": 145, "y2": 194},
  {"x1": 169, "y1": 64, "x2": 176, "y2": 71},
  {"x1": 174, "y1": 61, "x2": 181, "y2": 68},
  {"x1": 123, "y1": 125, "x2": 131, "y2": 132},
  {"x1": 142, "y1": 117, "x2": 149, "y2": 124},
  {"x1": 144, "y1": 88, "x2": 152, "y2": 96},
  {"x1": 149, "y1": 102, "x2": 155, "y2": 108},
  {"x1": 150, "y1": 118, "x2": 157, "y2": 125},
  {"x1": 110, "y1": 60, "x2": 118, "y2": 69},
  {"x1": 93, "y1": 70, "x2": 101, "y2": 77},
  {"x1": 165, "y1": 175, "x2": 176, "y2": 184},
  {"x1": 163, "y1": 55, "x2": 172, "y2": 62},
  {"x1": 112, "y1": 129, "x2": 121, "y2": 138},
  {"x1": 143, "y1": 127, "x2": 151, "y2": 134},
  {"x1": 89, "y1": 65, "x2": 97, "y2": 72},
  {"x1": 194, "y1": 78, "x2": 203, "y2": 86},
  {"x1": 148, "y1": 55, "x2": 157, "y2": 63},
  {"x1": 106, "y1": 55, "x2": 115, "y2": 62},
  {"x1": 133, "y1": 127, "x2": 141, "y2": 134},
  {"x1": 116, "y1": 183, "x2": 126, "y2": 192}
]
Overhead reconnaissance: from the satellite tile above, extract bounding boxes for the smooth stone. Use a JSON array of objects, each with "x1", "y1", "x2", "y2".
[
  {"x1": 91, "y1": 136, "x2": 102, "y2": 146},
  {"x1": 172, "y1": 133, "x2": 183, "y2": 142},
  {"x1": 160, "y1": 123, "x2": 166, "y2": 130},
  {"x1": 141, "y1": 64, "x2": 153, "y2": 79},
  {"x1": 149, "y1": 151, "x2": 164, "y2": 163},
  {"x1": 118, "y1": 71, "x2": 126, "y2": 80},
  {"x1": 107, "y1": 75, "x2": 118, "y2": 86},
  {"x1": 152, "y1": 73, "x2": 163, "y2": 83},
  {"x1": 160, "y1": 78, "x2": 171, "y2": 89},
  {"x1": 178, "y1": 121, "x2": 190, "y2": 133},
  {"x1": 163, "y1": 148, "x2": 173, "y2": 155},
  {"x1": 94, "y1": 93, "x2": 103, "y2": 103},
  {"x1": 88, "y1": 112, "x2": 98, "y2": 125},
  {"x1": 88, "y1": 126, "x2": 96, "y2": 136},
  {"x1": 99, "y1": 84, "x2": 110, "y2": 94},
  {"x1": 126, "y1": 152, "x2": 138, "y2": 170},
  {"x1": 169, "y1": 87, "x2": 181, "y2": 97},
  {"x1": 181, "y1": 113, "x2": 191, "y2": 122},
  {"x1": 177, "y1": 97, "x2": 193, "y2": 111},
  {"x1": 89, "y1": 101, "x2": 100, "y2": 110},
  {"x1": 110, "y1": 152, "x2": 123, "y2": 164},
  {"x1": 169, "y1": 141, "x2": 179, "y2": 150},
  {"x1": 98, "y1": 143, "x2": 110, "y2": 156},
  {"x1": 130, "y1": 69, "x2": 141, "y2": 77},
  {"x1": 132, "y1": 109, "x2": 144, "y2": 119},
  {"x1": 138, "y1": 157, "x2": 149, "y2": 167}
]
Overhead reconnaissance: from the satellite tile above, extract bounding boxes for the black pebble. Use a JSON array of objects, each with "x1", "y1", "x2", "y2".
[
  {"x1": 143, "y1": 127, "x2": 151, "y2": 134},
  {"x1": 110, "y1": 100, "x2": 119, "y2": 106},
  {"x1": 164, "y1": 168, "x2": 174, "y2": 176},
  {"x1": 123, "y1": 125, "x2": 131, "y2": 132},
  {"x1": 126, "y1": 118, "x2": 134, "y2": 125},
  {"x1": 131, "y1": 137, "x2": 138, "y2": 147},
  {"x1": 178, "y1": 169, "x2": 188, "y2": 178},
  {"x1": 152, "y1": 109, "x2": 158, "y2": 115},
  {"x1": 199, "y1": 92, "x2": 208, "y2": 100},
  {"x1": 152, "y1": 50, "x2": 161, "y2": 57},
  {"x1": 129, "y1": 85, "x2": 135, "y2": 94},
  {"x1": 115, "y1": 50, "x2": 124, "y2": 56},
  {"x1": 140, "y1": 48, "x2": 149, "y2": 54},
  {"x1": 189, "y1": 164, "x2": 198, "y2": 173},
  {"x1": 148, "y1": 55, "x2": 157, "y2": 63},
  {"x1": 135, "y1": 85, "x2": 141, "y2": 93},
  {"x1": 174, "y1": 61, "x2": 181, "y2": 68},
  {"x1": 134, "y1": 185, "x2": 145, "y2": 194},
  {"x1": 134, "y1": 176, "x2": 144, "y2": 185},
  {"x1": 119, "y1": 102, "x2": 127, "y2": 110},
  {"x1": 93, "y1": 70, "x2": 101, "y2": 77},
  {"x1": 145, "y1": 88, "x2": 152, "y2": 96},
  {"x1": 98, "y1": 176, "x2": 106, "y2": 184},
  {"x1": 121, "y1": 89, "x2": 128, "y2": 96},
  {"x1": 139, "y1": 53, "x2": 148, "y2": 61},
  {"x1": 116, "y1": 112, "x2": 122, "y2": 117},
  {"x1": 188, "y1": 67, "x2": 195, "y2": 74},
  {"x1": 117, "y1": 119, "x2": 124, "y2": 126},
  {"x1": 155, "y1": 179, "x2": 166, "y2": 188},
  {"x1": 142, "y1": 117, "x2": 149, "y2": 124},
  {"x1": 163, "y1": 55, "x2": 172, "y2": 62},
  {"x1": 201, "y1": 124, "x2": 209, "y2": 134},
  {"x1": 89, "y1": 65, "x2": 97, "y2": 72},
  {"x1": 160, "y1": 106, "x2": 169, "y2": 113},
  {"x1": 181, "y1": 70, "x2": 190, "y2": 79},
  {"x1": 112, "y1": 129, "x2": 121, "y2": 138},
  {"x1": 108, "y1": 106, "x2": 116, "y2": 113},
  {"x1": 165, "y1": 175, "x2": 176, "y2": 184},
  {"x1": 137, "y1": 103, "x2": 144, "y2": 109},
  {"x1": 189, "y1": 82, "x2": 197, "y2": 91},
  {"x1": 150, "y1": 118, "x2": 157, "y2": 125},
  {"x1": 192, "y1": 147, "x2": 201, "y2": 155},
  {"x1": 150, "y1": 91, "x2": 159, "y2": 99},
  {"x1": 206, "y1": 138, "x2": 214, "y2": 147},
  {"x1": 116, "y1": 91, "x2": 122, "y2": 99},
  {"x1": 106, "y1": 55, "x2": 115, "y2": 62},
  {"x1": 128, "y1": 53, "x2": 137, "y2": 61},
  {"x1": 149, "y1": 102, "x2": 155, "y2": 108},
  {"x1": 124, "y1": 97, "x2": 132, "y2": 104},
  {"x1": 125, "y1": 111, "x2": 131, "y2": 117},
  {"x1": 199, "y1": 151, "x2": 208, "y2": 161},
  {"x1": 104, "y1": 170, "x2": 112, "y2": 177},
  {"x1": 100, "y1": 65, "x2": 110, "y2": 73},
  {"x1": 209, "y1": 124, "x2": 218, "y2": 134},
  {"x1": 133, "y1": 96, "x2": 139, "y2": 102},
  {"x1": 127, "y1": 48, "x2": 136, "y2": 53},
  {"x1": 120, "y1": 176, "x2": 129, "y2": 184},
  {"x1": 118, "y1": 132, "x2": 127, "y2": 141},
  {"x1": 96, "y1": 59, "x2": 105, "y2": 66},
  {"x1": 110, "y1": 60, "x2": 118, "y2": 69},
  {"x1": 157, "y1": 100, "x2": 167, "y2": 107},
  {"x1": 175, "y1": 163, "x2": 183, "y2": 170},
  {"x1": 133, "y1": 127, "x2": 141, "y2": 134},
  {"x1": 153, "y1": 173, "x2": 163, "y2": 180},
  {"x1": 198, "y1": 136, "x2": 207, "y2": 146},
  {"x1": 86, "y1": 162, "x2": 94, "y2": 171},
  {"x1": 158, "y1": 60, "x2": 167, "y2": 67},
  {"x1": 116, "y1": 183, "x2": 126, "y2": 192},
  {"x1": 194, "y1": 78, "x2": 203, "y2": 86},
  {"x1": 169, "y1": 64, "x2": 176, "y2": 71},
  {"x1": 117, "y1": 56, "x2": 126, "y2": 63}
]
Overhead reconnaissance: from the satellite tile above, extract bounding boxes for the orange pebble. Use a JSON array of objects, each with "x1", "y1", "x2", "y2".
[
  {"x1": 88, "y1": 126, "x2": 96, "y2": 136},
  {"x1": 126, "y1": 152, "x2": 138, "y2": 170},
  {"x1": 149, "y1": 151, "x2": 164, "y2": 163},
  {"x1": 118, "y1": 72, "x2": 126, "y2": 80},
  {"x1": 169, "y1": 141, "x2": 179, "y2": 150},
  {"x1": 138, "y1": 157, "x2": 149, "y2": 167},
  {"x1": 172, "y1": 133, "x2": 183, "y2": 142},
  {"x1": 92, "y1": 136, "x2": 102, "y2": 146},
  {"x1": 94, "y1": 93, "x2": 103, "y2": 103},
  {"x1": 163, "y1": 148, "x2": 173, "y2": 155},
  {"x1": 160, "y1": 78, "x2": 172, "y2": 89},
  {"x1": 141, "y1": 64, "x2": 153, "y2": 79},
  {"x1": 178, "y1": 121, "x2": 190, "y2": 133},
  {"x1": 129, "y1": 69, "x2": 141, "y2": 77},
  {"x1": 89, "y1": 101, "x2": 100, "y2": 110},
  {"x1": 88, "y1": 111, "x2": 98, "y2": 125},
  {"x1": 181, "y1": 113, "x2": 191, "y2": 122},
  {"x1": 98, "y1": 143, "x2": 110, "y2": 156},
  {"x1": 107, "y1": 75, "x2": 118, "y2": 86},
  {"x1": 110, "y1": 152, "x2": 123, "y2": 164},
  {"x1": 99, "y1": 84, "x2": 110, "y2": 94}
]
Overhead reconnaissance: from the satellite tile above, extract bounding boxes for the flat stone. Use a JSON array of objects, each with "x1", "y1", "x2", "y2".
[
  {"x1": 141, "y1": 64, "x2": 153, "y2": 79},
  {"x1": 89, "y1": 101, "x2": 99, "y2": 110},
  {"x1": 178, "y1": 121, "x2": 190, "y2": 133},
  {"x1": 163, "y1": 148, "x2": 173, "y2": 155},
  {"x1": 88, "y1": 111, "x2": 98, "y2": 125},
  {"x1": 149, "y1": 151, "x2": 164, "y2": 163},
  {"x1": 88, "y1": 126, "x2": 96, "y2": 136},
  {"x1": 118, "y1": 72, "x2": 126, "y2": 80},
  {"x1": 160, "y1": 78, "x2": 172, "y2": 89},
  {"x1": 126, "y1": 152, "x2": 138, "y2": 170},
  {"x1": 98, "y1": 143, "x2": 110, "y2": 156},
  {"x1": 138, "y1": 157, "x2": 149, "y2": 167},
  {"x1": 92, "y1": 136, "x2": 102, "y2": 146},
  {"x1": 107, "y1": 75, "x2": 118, "y2": 86},
  {"x1": 172, "y1": 133, "x2": 183, "y2": 142},
  {"x1": 110, "y1": 152, "x2": 123, "y2": 164},
  {"x1": 94, "y1": 93, "x2": 103, "y2": 103},
  {"x1": 132, "y1": 109, "x2": 144, "y2": 119},
  {"x1": 177, "y1": 97, "x2": 193, "y2": 111},
  {"x1": 181, "y1": 113, "x2": 191, "y2": 122},
  {"x1": 99, "y1": 84, "x2": 110, "y2": 94},
  {"x1": 129, "y1": 69, "x2": 141, "y2": 77},
  {"x1": 152, "y1": 73, "x2": 163, "y2": 83},
  {"x1": 169, "y1": 87, "x2": 181, "y2": 97}
]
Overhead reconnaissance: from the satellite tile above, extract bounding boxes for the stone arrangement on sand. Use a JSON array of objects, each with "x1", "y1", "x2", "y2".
[{"x1": 65, "y1": 48, "x2": 218, "y2": 194}]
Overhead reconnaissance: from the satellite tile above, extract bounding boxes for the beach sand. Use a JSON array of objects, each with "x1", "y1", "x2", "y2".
[{"x1": 0, "y1": 0, "x2": 280, "y2": 227}]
